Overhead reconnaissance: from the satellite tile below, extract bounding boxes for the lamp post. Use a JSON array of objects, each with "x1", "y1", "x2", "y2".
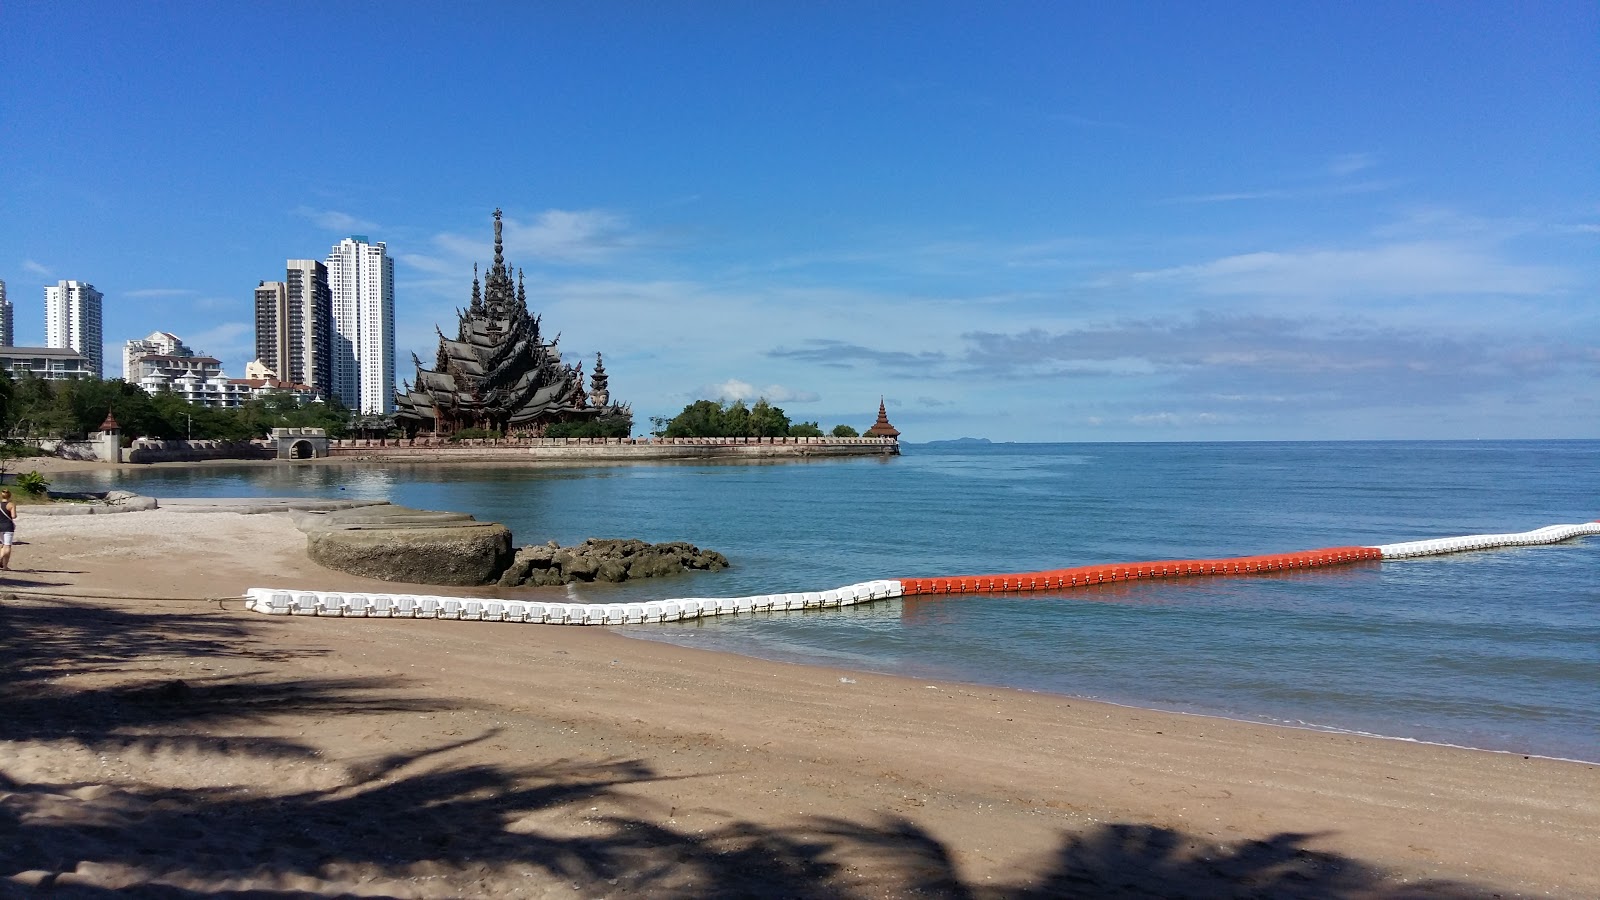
[{"x1": 184, "y1": 413, "x2": 192, "y2": 441}]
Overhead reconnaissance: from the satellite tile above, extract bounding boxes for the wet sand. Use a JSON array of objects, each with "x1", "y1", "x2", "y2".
[{"x1": 2, "y1": 506, "x2": 1596, "y2": 897}]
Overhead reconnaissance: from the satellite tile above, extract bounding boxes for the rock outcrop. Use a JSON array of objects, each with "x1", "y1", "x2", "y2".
[
  {"x1": 498, "y1": 538, "x2": 730, "y2": 587},
  {"x1": 294, "y1": 504, "x2": 726, "y2": 588},
  {"x1": 296, "y1": 505, "x2": 514, "y2": 587}
]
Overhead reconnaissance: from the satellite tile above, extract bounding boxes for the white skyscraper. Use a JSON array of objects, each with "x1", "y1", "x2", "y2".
[
  {"x1": 325, "y1": 236, "x2": 395, "y2": 414},
  {"x1": 0, "y1": 279, "x2": 12, "y2": 347},
  {"x1": 45, "y1": 280, "x2": 104, "y2": 377}
]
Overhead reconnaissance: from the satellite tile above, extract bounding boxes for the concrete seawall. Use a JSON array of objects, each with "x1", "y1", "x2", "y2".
[{"x1": 323, "y1": 436, "x2": 899, "y2": 462}]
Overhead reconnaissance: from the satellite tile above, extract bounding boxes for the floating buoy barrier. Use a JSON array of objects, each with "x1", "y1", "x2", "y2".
[{"x1": 245, "y1": 521, "x2": 1599, "y2": 625}]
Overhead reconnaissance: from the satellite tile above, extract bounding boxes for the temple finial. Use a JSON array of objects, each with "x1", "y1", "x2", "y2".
[{"x1": 493, "y1": 208, "x2": 505, "y2": 270}]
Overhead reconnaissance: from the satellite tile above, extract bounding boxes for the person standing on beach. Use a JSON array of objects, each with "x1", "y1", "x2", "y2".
[{"x1": 0, "y1": 489, "x2": 16, "y2": 570}]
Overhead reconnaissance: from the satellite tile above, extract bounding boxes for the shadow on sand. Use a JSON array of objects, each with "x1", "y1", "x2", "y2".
[{"x1": 1, "y1": 596, "x2": 1493, "y2": 898}]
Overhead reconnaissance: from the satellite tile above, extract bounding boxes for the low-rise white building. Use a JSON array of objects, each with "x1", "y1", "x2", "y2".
[{"x1": 0, "y1": 346, "x2": 94, "y2": 380}]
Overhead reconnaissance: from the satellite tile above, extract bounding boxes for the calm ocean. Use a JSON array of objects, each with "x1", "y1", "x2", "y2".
[{"x1": 52, "y1": 440, "x2": 1600, "y2": 762}]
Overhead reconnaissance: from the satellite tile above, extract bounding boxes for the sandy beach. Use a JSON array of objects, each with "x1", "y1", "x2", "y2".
[{"x1": 3, "y1": 504, "x2": 1596, "y2": 898}]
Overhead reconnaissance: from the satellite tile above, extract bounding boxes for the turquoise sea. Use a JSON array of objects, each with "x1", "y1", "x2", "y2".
[{"x1": 52, "y1": 440, "x2": 1600, "y2": 762}]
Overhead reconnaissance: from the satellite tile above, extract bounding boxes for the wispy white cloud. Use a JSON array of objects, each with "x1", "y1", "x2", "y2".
[
  {"x1": 695, "y1": 379, "x2": 819, "y2": 404},
  {"x1": 179, "y1": 322, "x2": 253, "y2": 364},
  {"x1": 295, "y1": 207, "x2": 380, "y2": 233},
  {"x1": 125, "y1": 288, "x2": 198, "y2": 298},
  {"x1": 1129, "y1": 411, "x2": 1235, "y2": 427},
  {"x1": 1164, "y1": 180, "x2": 1394, "y2": 205},
  {"x1": 1327, "y1": 152, "x2": 1377, "y2": 176},
  {"x1": 425, "y1": 209, "x2": 640, "y2": 269},
  {"x1": 1164, "y1": 153, "x2": 1387, "y2": 205},
  {"x1": 960, "y1": 311, "x2": 1594, "y2": 411},
  {"x1": 1123, "y1": 240, "x2": 1566, "y2": 297},
  {"x1": 21, "y1": 259, "x2": 52, "y2": 277}
]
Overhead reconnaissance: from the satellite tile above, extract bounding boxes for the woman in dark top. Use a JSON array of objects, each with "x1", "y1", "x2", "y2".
[{"x1": 0, "y1": 488, "x2": 16, "y2": 570}]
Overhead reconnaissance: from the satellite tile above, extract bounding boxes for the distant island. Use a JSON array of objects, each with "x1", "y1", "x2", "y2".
[{"x1": 918, "y1": 437, "x2": 993, "y2": 447}]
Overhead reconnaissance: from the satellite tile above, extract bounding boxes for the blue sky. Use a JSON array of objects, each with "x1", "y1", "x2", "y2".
[{"x1": 2, "y1": 2, "x2": 1595, "y2": 441}]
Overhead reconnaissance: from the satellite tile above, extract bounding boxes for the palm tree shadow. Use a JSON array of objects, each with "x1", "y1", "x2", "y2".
[
  {"x1": 1, "y1": 596, "x2": 451, "y2": 752},
  {"x1": 809, "y1": 814, "x2": 1494, "y2": 898},
  {"x1": 995, "y1": 820, "x2": 1491, "y2": 899}
]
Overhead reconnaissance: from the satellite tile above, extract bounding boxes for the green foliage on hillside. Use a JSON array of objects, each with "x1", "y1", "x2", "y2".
[{"x1": 0, "y1": 373, "x2": 351, "y2": 441}]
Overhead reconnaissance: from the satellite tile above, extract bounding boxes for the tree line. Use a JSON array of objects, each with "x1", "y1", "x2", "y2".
[
  {"x1": 0, "y1": 374, "x2": 352, "y2": 442},
  {"x1": 0, "y1": 375, "x2": 872, "y2": 445},
  {"x1": 652, "y1": 398, "x2": 860, "y2": 439}
]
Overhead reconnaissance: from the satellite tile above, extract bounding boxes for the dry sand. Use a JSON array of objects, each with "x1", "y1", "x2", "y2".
[{"x1": 2, "y1": 505, "x2": 1596, "y2": 898}]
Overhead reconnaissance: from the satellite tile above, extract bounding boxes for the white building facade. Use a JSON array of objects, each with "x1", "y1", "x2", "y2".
[
  {"x1": 123, "y1": 331, "x2": 193, "y2": 380},
  {"x1": 45, "y1": 280, "x2": 104, "y2": 377},
  {"x1": 325, "y1": 236, "x2": 394, "y2": 415}
]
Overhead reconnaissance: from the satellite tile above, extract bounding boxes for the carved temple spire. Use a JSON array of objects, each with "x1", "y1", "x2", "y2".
[
  {"x1": 470, "y1": 264, "x2": 482, "y2": 313},
  {"x1": 493, "y1": 208, "x2": 505, "y2": 271}
]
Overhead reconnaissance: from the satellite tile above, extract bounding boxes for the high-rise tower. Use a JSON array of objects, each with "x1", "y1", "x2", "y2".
[
  {"x1": 254, "y1": 259, "x2": 332, "y2": 396},
  {"x1": 45, "y1": 280, "x2": 104, "y2": 377},
  {"x1": 0, "y1": 279, "x2": 12, "y2": 347},
  {"x1": 325, "y1": 236, "x2": 394, "y2": 414}
]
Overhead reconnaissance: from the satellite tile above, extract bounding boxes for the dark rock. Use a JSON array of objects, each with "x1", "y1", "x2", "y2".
[{"x1": 498, "y1": 537, "x2": 730, "y2": 587}]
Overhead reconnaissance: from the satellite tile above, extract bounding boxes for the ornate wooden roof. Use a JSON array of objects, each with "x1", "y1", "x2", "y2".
[{"x1": 394, "y1": 210, "x2": 628, "y2": 434}]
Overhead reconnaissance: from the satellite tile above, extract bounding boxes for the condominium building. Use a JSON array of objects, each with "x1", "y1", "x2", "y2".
[
  {"x1": 253, "y1": 260, "x2": 332, "y2": 398},
  {"x1": 45, "y1": 280, "x2": 104, "y2": 377},
  {"x1": 0, "y1": 279, "x2": 11, "y2": 347},
  {"x1": 123, "y1": 331, "x2": 193, "y2": 380},
  {"x1": 325, "y1": 235, "x2": 394, "y2": 415}
]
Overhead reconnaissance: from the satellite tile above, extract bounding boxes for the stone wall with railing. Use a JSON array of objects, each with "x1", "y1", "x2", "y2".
[{"x1": 323, "y1": 435, "x2": 899, "y2": 460}]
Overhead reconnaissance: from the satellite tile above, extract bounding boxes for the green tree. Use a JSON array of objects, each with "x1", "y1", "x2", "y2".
[
  {"x1": 831, "y1": 424, "x2": 860, "y2": 437},
  {"x1": 747, "y1": 399, "x2": 791, "y2": 437},
  {"x1": 0, "y1": 372, "x2": 13, "y2": 435},
  {"x1": 59, "y1": 378, "x2": 160, "y2": 438},
  {"x1": 788, "y1": 421, "x2": 823, "y2": 437},
  {"x1": 721, "y1": 399, "x2": 751, "y2": 436},
  {"x1": 663, "y1": 400, "x2": 727, "y2": 438},
  {"x1": 9, "y1": 375, "x2": 74, "y2": 438}
]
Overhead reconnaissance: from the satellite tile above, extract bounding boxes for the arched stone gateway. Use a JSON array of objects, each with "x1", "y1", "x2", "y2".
[{"x1": 272, "y1": 427, "x2": 329, "y2": 460}]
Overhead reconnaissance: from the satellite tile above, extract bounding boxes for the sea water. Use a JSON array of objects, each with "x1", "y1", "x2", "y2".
[{"x1": 52, "y1": 440, "x2": 1600, "y2": 761}]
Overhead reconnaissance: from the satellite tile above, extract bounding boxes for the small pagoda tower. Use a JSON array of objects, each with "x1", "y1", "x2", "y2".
[
  {"x1": 93, "y1": 408, "x2": 123, "y2": 463},
  {"x1": 865, "y1": 398, "x2": 900, "y2": 439}
]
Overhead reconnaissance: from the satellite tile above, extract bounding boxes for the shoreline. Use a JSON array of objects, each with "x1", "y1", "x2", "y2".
[
  {"x1": 3, "y1": 508, "x2": 1597, "y2": 896},
  {"x1": 619, "y1": 626, "x2": 1600, "y2": 767}
]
